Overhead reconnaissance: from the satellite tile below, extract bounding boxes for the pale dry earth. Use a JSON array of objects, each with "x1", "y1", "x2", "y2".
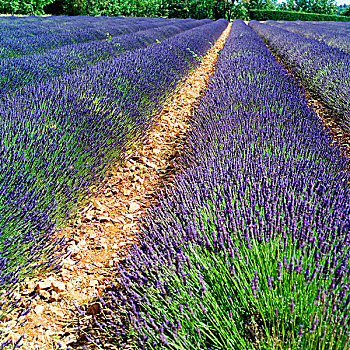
[{"x1": 0, "y1": 23, "x2": 231, "y2": 350}]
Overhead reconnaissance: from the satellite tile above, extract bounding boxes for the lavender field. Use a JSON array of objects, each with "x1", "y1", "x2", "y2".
[{"x1": 0, "y1": 15, "x2": 350, "y2": 350}]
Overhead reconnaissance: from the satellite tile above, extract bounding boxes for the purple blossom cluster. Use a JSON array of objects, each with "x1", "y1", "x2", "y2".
[
  {"x1": 87, "y1": 19, "x2": 350, "y2": 349},
  {"x1": 266, "y1": 20, "x2": 350, "y2": 54},
  {"x1": 0, "y1": 15, "x2": 139, "y2": 39},
  {"x1": 249, "y1": 20, "x2": 350, "y2": 132},
  {"x1": 0, "y1": 19, "x2": 227, "y2": 346},
  {"x1": 0, "y1": 16, "x2": 171, "y2": 59},
  {"x1": 0, "y1": 18, "x2": 211, "y2": 96}
]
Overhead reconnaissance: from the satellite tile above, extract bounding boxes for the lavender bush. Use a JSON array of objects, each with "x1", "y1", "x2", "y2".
[
  {"x1": 249, "y1": 20, "x2": 350, "y2": 132},
  {"x1": 265, "y1": 20, "x2": 350, "y2": 54},
  {"x1": 0, "y1": 19, "x2": 227, "y2": 331},
  {"x1": 0, "y1": 15, "x2": 143, "y2": 40},
  {"x1": 0, "y1": 16, "x2": 170, "y2": 59},
  {"x1": 0, "y1": 19, "x2": 211, "y2": 96},
  {"x1": 86, "y1": 19, "x2": 350, "y2": 349}
]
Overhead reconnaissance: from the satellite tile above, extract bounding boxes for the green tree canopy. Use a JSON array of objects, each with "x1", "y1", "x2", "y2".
[
  {"x1": 278, "y1": 0, "x2": 337, "y2": 14},
  {"x1": 0, "y1": 0, "x2": 53, "y2": 14},
  {"x1": 0, "y1": 0, "x2": 343, "y2": 20}
]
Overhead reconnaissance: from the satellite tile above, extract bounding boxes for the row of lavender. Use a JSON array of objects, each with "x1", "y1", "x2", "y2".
[
  {"x1": 266, "y1": 20, "x2": 350, "y2": 54},
  {"x1": 249, "y1": 21, "x2": 350, "y2": 132},
  {"x1": 85, "y1": 20, "x2": 350, "y2": 349},
  {"x1": 0, "y1": 19, "x2": 228, "y2": 347},
  {"x1": 0, "y1": 17, "x2": 173, "y2": 59},
  {"x1": 0, "y1": 16, "x2": 146, "y2": 39},
  {"x1": 0, "y1": 19, "x2": 211, "y2": 96}
]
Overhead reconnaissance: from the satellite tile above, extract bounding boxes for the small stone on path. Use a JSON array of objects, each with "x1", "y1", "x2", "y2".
[
  {"x1": 129, "y1": 202, "x2": 140, "y2": 213},
  {"x1": 34, "y1": 305, "x2": 45, "y2": 315}
]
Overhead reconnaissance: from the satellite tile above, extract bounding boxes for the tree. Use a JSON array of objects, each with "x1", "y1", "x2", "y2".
[
  {"x1": 278, "y1": 0, "x2": 298, "y2": 11},
  {"x1": 343, "y1": 7, "x2": 350, "y2": 15},
  {"x1": 246, "y1": 0, "x2": 277, "y2": 10},
  {"x1": 165, "y1": 0, "x2": 189, "y2": 18},
  {"x1": 310, "y1": 0, "x2": 337, "y2": 15},
  {"x1": 229, "y1": 1, "x2": 249, "y2": 19},
  {"x1": 0, "y1": 0, "x2": 54, "y2": 14},
  {"x1": 278, "y1": 0, "x2": 337, "y2": 14},
  {"x1": 3, "y1": 0, "x2": 251, "y2": 19},
  {"x1": 339, "y1": 4, "x2": 350, "y2": 15}
]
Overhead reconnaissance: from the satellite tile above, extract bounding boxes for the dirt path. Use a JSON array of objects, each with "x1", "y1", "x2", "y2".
[{"x1": 1, "y1": 23, "x2": 231, "y2": 350}]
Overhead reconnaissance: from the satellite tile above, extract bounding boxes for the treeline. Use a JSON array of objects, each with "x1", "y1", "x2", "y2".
[
  {"x1": 1, "y1": 0, "x2": 241, "y2": 18},
  {"x1": 50, "y1": 0, "x2": 234, "y2": 18},
  {"x1": 0, "y1": 0, "x2": 349, "y2": 21},
  {"x1": 250, "y1": 8, "x2": 350, "y2": 20}
]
